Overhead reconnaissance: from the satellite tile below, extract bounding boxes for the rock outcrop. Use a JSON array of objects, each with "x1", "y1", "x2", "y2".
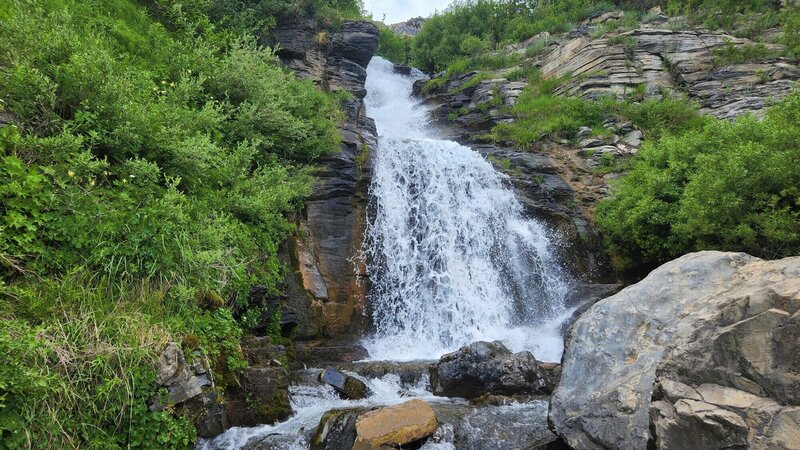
[
  {"x1": 224, "y1": 336, "x2": 291, "y2": 428},
  {"x1": 390, "y1": 17, "x2": 425, "y2": 37},
  {"x1": 154, "y1": 337, "x2": 292, "y2": 438},
  {"x1": 272, "y1": 18, "x2": 380, "y2": 338},
  {"x1": 550, "y1": 251, "x2": 800, "y2": 450},
  {"x1": 413, "y1": 15, "x2": 798, "y2": 279},
  {"x1": 312, "y1": 408, "x2": 366, "y2": 450},
  {"x1": 152, "y1": 343, "x2": 227, "y2": 437},
  {"x1": 542, "y1": 27, "x2": 799, "y2": 119},
  {"x1": 430, "y1": 341, "x2": 549, "y2": 399}
]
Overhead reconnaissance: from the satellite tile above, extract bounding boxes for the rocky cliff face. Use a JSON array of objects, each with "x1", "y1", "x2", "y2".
[
  {"x1": 390, "y1": 17, "x2": 425, "y2": 37},
  {"x1": 272, "y1": 19, "x2": 379, "y2": 338},
  {"x1": 550, "y1": 251, "x2": 800, "y2": 450},
  {"x1": 414, "y1": 15, "x2": 798, "y2": 280},
  {"x1": 540, "y1": 27, "x2": 798, "y2": 119}
]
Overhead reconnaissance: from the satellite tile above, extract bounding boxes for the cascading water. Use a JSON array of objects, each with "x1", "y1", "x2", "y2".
[
  {"x1": 362, "y1": 57, "x2": 572, "y2": 362},
  {"x1": 198, "y1": 57, "x2": 569, "y2": 450}
]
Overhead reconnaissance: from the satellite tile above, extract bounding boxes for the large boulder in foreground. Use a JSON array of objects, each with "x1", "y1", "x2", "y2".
[
  {"x1": 550, "y1": 251, "x2": 800, "y2": 450},
  {"x1": 312, "y1": 400, "x2": 437, "y2": 450},
  {"x1": 354, "y1": 399, "x2": 437, "y2": 450},
  {"x1": 430, "y1": 341, "x2": 549, "y2": 399}
]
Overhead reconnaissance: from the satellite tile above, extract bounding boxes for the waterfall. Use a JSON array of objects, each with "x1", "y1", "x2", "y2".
[{"x1": 362, "y1": 57, "x2": 572, "y2": 362}]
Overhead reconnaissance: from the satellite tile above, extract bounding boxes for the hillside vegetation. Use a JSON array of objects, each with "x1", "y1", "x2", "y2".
[
  {"x1": 0, "y1": 0, "x2": 360, "y2": 448},
  {"x1": 378, "y1": 0, "x2": 799, "y2": 273}
]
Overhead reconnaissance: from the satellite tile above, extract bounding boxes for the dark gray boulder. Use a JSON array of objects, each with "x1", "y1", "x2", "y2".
[
  {"x1": 311, "y1": 408, "x2": 365, "y2": 450},
  {"x1": 430, "y1": 341, "x2": 548, "y2": 399},
  {"x1": 320, "y1": 367, "x2": 372, "y2": 400}
]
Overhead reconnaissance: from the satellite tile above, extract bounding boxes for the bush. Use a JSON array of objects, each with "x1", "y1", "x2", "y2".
[
  {"x1": 376, "y1": 24, "x2": 412, "y2": 63},
  {"x1": 0, "y1": 0, "x2": 349, "y2": 447},
  {"x1": 412, "y1": 0, "x2": 613, "y2": 73},
  {"x1": 597, "y1": 90, "x2": 800, "y2": 272}
]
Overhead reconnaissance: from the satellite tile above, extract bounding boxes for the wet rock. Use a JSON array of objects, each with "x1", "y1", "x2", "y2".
[
  {"x1": 226, "y1": 366, "x2": 291, "y2": 427},
  {"x1": 393, "y1": 63, "x2": 413, "y2": 75},
  {"x1": 293, "y1": 340, "x2": 370, "y2": 368},
  {"x1": 560, "y1": 282, "x2": 624, "y2": 334},
  {"x1": 432, "y1": 400, "x2": 560, "y2": 449},
  {"x1": 274, "y1": 18, "x2": 380, "y2": 338},
  {"x1": 550, "y1": 251, "x2": 800, "y2": 450},
  {"x1": 430, "y1": 341, "x2": 549, "y2": 399},
  {"x1": 353, "y1": 399, "x2": 437, "y2": 449},
  {"x1": 311, "y1": 408, "x2": 368, "y2": 450},
  {"x1": 340, "y1": 360, "x2": 433, "y2": 388},
  {"x1": 320, "y1": 367, "x2": 372, "y2": 400}
]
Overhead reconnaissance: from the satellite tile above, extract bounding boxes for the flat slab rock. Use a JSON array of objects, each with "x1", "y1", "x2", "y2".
[
  {"x1": 312, "y1": 400, "x2": 437, "y2": 450},
  {"x1": 353, "y1": 399, "x2": 437, "y2": 449},
  {"x1": 550, "y1": 251, "x2": 800, "y2": 450}
]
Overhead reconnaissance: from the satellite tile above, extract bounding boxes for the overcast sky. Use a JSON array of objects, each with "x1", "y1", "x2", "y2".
[{"x1": 366, "y1": 0, "x2": 453, "y2": 24}]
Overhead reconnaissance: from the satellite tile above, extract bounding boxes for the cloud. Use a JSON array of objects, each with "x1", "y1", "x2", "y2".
[{"x1": 366, "y1": 0, "x2": 452, "y2": 24}]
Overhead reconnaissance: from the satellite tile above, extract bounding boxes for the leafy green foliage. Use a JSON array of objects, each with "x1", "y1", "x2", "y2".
[
  {"x1": 0, "y1": 0, "x2": 353, "y2": 447},
  {"x1": 597, "y1": 91, "x2": 800, "y2": 272},
  {"x1": 376, "y1": 24, "x2": 412, "y2": 63},
  {"x1": 0, "y1": 276, "x2": 207, "y2": 449},
  {"x1": 492, "y1": 79, "x2": 706, "y2": 149},
  {"x1": 412, "y1": 0, "x2": 613, "y2": 72},
  {"x1": 711, "y1": 41, "x2": 781, "y2": 66}
]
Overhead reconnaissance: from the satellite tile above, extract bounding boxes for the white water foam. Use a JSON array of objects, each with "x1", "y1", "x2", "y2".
[
  {"x1": 362, "y1": 57, "x2": 571, "y2": 362},
  {"x1": 199, "y1": 371, "x2": 444, "y2": 450}
]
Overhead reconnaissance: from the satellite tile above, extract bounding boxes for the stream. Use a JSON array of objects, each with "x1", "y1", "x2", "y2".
[{"x1": 199, "y1": 57, "x2": 572, "y2": 450}]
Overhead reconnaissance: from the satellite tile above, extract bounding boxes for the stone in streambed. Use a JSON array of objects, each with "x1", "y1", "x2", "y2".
[
  {"x1": 311, "y1": 408, "x2": 368, "y2": 450},
  {"x1": 320, "y1": 367, "x2": 372, "y2": 400},
  {"x1": 353, "y1": 399, "x2": 437, "y2": 450},
  {"x1": 429, "y1": 341, "x2": 549, "y2": 399}
]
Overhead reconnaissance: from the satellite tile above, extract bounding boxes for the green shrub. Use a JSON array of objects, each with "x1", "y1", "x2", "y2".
[
  {"x1": 784, "y1": 4, "x2": 800, "y2": 57},
  {"x1": 492, "y1": 93, "x2": 611, "y2": 148},
  {"x1": 376, "y1": 24, "x2": 412, "y2": 63},
  {"x1": 597, "y1": 90, "x2": 800, "y2": 272},
  {"x1": 711, "y1": 41, "x2": 781, "y2": 66},
  {"x1": 412, "y1": 0, "x2": 613, "y2": 73},
  {"x1": 0, "y1": 0, "x2": 350, "y2": 447}
]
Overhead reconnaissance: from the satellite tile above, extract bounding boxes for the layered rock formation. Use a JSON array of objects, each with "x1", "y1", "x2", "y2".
[
  {"x1": 542, "y1": 28, "x2": 799, "y2": 119},
  {"x1": 550, "y1": 251, "x2": 800, "y2": 449},
  {"x1": 272, "y1": 19, "x2": 380, "y2": 338},
  {"x1": 153, "y1": 337, "x2": 292, "y2": 438},
  {"x1": 390, "y1": 17, "x2": 425, "y2": 37}
]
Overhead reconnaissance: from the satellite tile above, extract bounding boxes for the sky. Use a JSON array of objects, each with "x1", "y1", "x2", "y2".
[{"x1": 366, "y1": 0, "x2": 453, "y2": 24}]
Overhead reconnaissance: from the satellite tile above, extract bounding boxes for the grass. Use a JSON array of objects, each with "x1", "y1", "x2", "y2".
[
  {"x1": 0, "y1": 0, "x2": 355, "y2": 447},
  {"x1": 711, "y1": 41, "x2": 783, "y2": 66}
]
